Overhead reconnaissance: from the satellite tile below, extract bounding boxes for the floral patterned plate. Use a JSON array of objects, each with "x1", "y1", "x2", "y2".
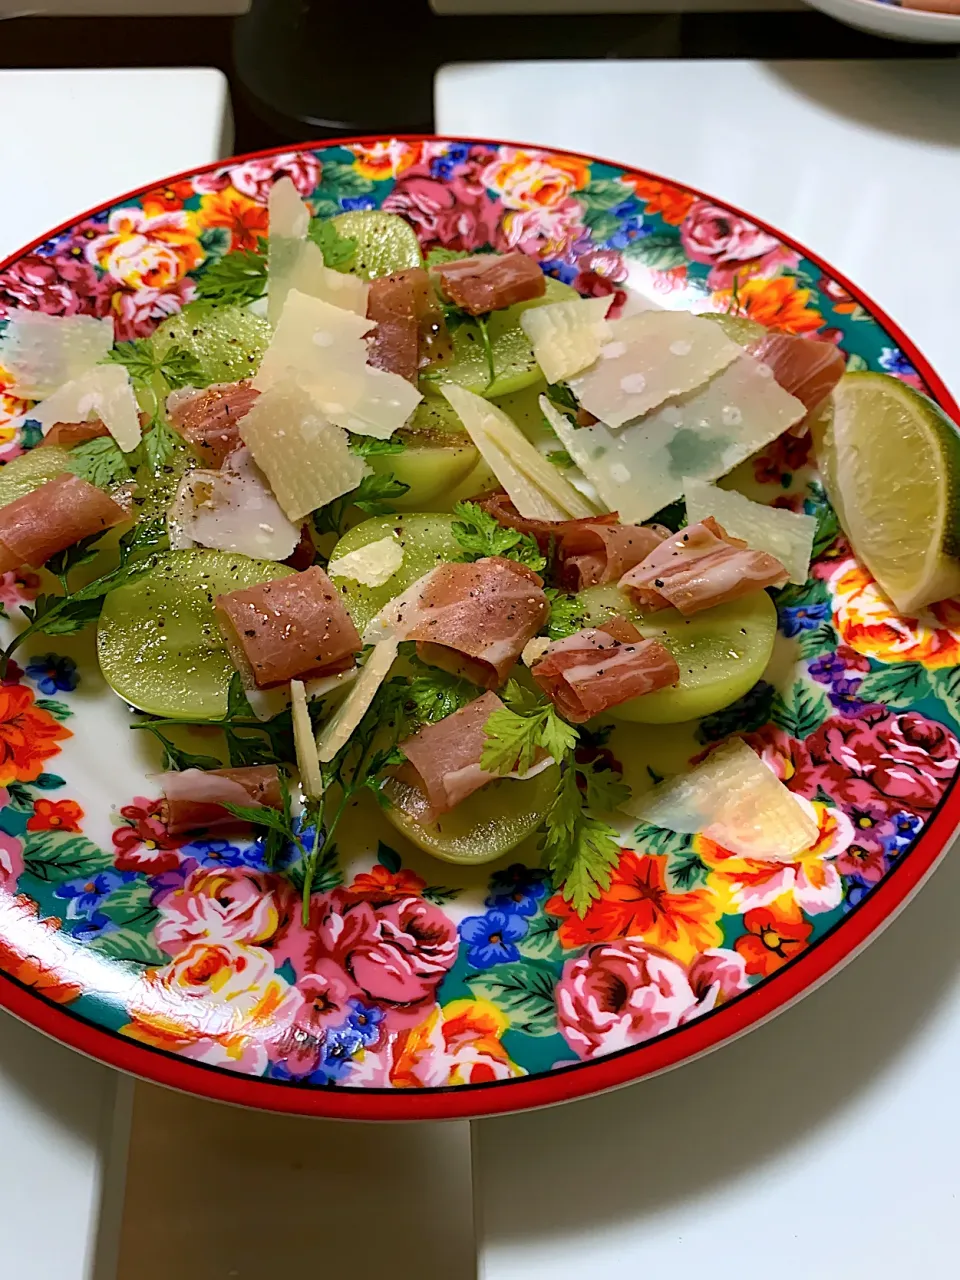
[{"x1": 0, "y1": 136, "x2": 957, "y2": 1121}]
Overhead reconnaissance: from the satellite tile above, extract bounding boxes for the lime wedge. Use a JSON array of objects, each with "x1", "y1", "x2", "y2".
[
  {"x1": 815, "y1": 372, "x2": 960, "y2": 612},
  {"x1": 331, "y1": 211, "x2": 423, "y2": 280}
]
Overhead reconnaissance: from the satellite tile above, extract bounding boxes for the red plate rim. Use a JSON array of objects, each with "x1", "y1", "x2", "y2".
[{"x1": 0, "y1": 133, "x2": 956, "y2": 1122}]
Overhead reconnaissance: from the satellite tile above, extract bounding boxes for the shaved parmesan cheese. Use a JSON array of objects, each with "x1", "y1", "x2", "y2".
[
  {"x1": 256, "y1": 288, "x2": 420, "y2": 440},
  {"x1": 683, "y1": 476, "x2": 816, "y2": 585},
  {"x1": 0, "y1": 312, "x2": 113, "y2": 399},
  {"x1": 570, "y1": 311, "x2": 742, "y2": 428},
  {"x1": 27, "y1": 363, "x2": 142, "y2": 453},
  {"x1": 317, "y1": 639, "x2": 399, "y2": 762},
  {"x1": 440, "y1": 382, "x2": 595, "y2": 520},
  {"x1": 169, "y1": 447, "x2": 300, "y2": 561},
  {"x1": 268, "y1": 175, "x2": 310, "y2": 240},
  {"x1": 541, "y1": 355, "x2": 805, "y2": 522},
  {"x1": 629, "y1": 737, "x2": 819, "y2": 862},
  {"x1": 521, "y1": 636, "x2": 552, "y2": 667},
  {"x1": 238, "y1": 380, "x2": 366, "y2": 522},
  {"x1": 267, "y1": 180, "x2": 367, "y2": 324},
  {"x1": 519, "y1": 296, "x2": 612, "y2": 385},
  {"x1": 291, "y1": 678, "x2": 324, "y2": 800},
  {"x1": 245, "y1": 666, "x2": 358, "y2": 722},
  {"x1": 328, "y1": 535, "x2": 404, "y2": 587}
]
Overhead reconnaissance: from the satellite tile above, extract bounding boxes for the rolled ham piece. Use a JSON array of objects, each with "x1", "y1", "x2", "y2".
[
  {"x1": 746, "y1": 332, "x2": 844, "y2": 434},
  {"x1": 216, "y1": 565, "x2": 362, "y2": 689},
  {"x1": 532, "y1": 622, "x2": 680, "y2": 723},
  {"x1": 0, "y1": 473, "x2": 130, "y2": 574},
  {"x1": 40, "y1": 419, "x2": 111, "y2": 449},
  {"x1": 474, "y1": 489, "x2": 620, "y2": 555},
  {"x1": 366, "y1": 267, "x2": 450, "y2": 382},
  {"x1": 557, "y1": 521, "x2": 669, "y2": 591},
  {"x1": 397, "y1": 691, "x2": 507, "y2": 821},
  {"x1": 618, "y1": 517, "x2": 789, "y2": 616},
  {"x1": 160, "y1": 765, "x2": 283, "y2": 834},
  {"x1": 432, "y1": 252, "x2": 546, "y2": 316},
  {"x1": 167, "y1": 380, "x2": 260, "y2": 467},
  {"x1": 366, "y1": 555, "x2": 549, "y2": 688}
]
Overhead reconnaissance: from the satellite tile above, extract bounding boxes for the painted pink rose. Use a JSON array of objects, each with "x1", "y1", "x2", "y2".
[
  {"x1": 571, "y1": 248, "x2": 627, "y2": 318},
  {"x1": 687, "y1": 948, "x2": 750, "y2": 1010},
  {"x1": 0, "y1": 570, "x2": 41, "y2": 611},
  {"x1": 383, "y1": 175, "x2": 506, "y2": 253},
  {"x1": 108, "y1": 277, "x2": 196, "y2": 342},
  {"x1": 154, "y1": 866, "x2": 297, "y2": 956},
  {"x1": 0, "y1": 254, "x2": 111, "y2": 318},
  {"x1": 556, "y1": 940, "x2": 700, "y2": 1061},
  {"x1": 266, "y1": 962, "x2": 364, "y2": 1078},
  {"x1": 680, "y1": 201, "x2": 799, "y2": 288},
  {"x1": 195, "y1": 151, "x2": 321, "y2": 203},
  {"x1": 0, "y1": 829, "x2": 23, "y2": 892},
  {"x1": 500, "y1": 197, "x2": 587, "y2": 260},
  {"x1": 299, "y1": 890, "x2": 458, "y2": 1027},
  {"x1": 806, "y1": 711, "x2": 960, "y2": 812}
]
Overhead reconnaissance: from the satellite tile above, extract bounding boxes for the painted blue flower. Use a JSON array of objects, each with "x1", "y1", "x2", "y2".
[
  {"x1": 778, "y1": 601, "x2": 830, "y2": 637},
  {"x1": 72, "y1": 911, "x2": 119, "y2": 942},
  {"x1": 55, "y1": 870, "x2": 134, "y2": 920},
  {"x1": 181, "y1": 838, "x2": 247, "y2": 869},
  {"x1": 828, "y1": 677, "x2": 871, "y2": 718},
  {"x1": 246, "y1": 814, "x2": 313, "y2": 872},
  {"x1": 319, "y1": 1024, "x2": 365, "y2": 1082},
  {"x1": 605, "y1": 215, "x2": 651, "y2": 251},
  {"x1": 879, "y1": 347, "x2": 918, "y2": 378},
  {"x1": 429, "y1": 142, "x2": 471, "y2": 179},
  {"x1": 808, "y1": 652, "x2": 847, "y2": 685},
  {"x1": 460, "y1": 909, "x2": 527, "y2": 968},
  {"x1": 540, "y1": 258, "x2": 579, "y2": 286},
  {"x1": 340, "y1": 194, "x2": 377, "y2": 212},
  {"x1": 148, "y1": 857, "x2": 199, "y2": 905},
  {"x1": 881, "y1": 811, "x2": 922, "y2": 856},
  {"x1": 25, "y1": 653, "x2": 78, "y2": 695},
  {"x1": 485, "y1": 863, "x2": 549, "y2": 917},
  {"x1": 345, "y1": 998, "x2": 385, "y2": 1047},
  {"x1": 844, "y1": 879, "x2": 873, "y2": 911}
]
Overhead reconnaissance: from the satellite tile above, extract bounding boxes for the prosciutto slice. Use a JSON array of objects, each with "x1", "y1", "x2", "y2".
[
  {"x1": 475, "y1": 489, "x2": 620, "y2": 555},
  {"x1": 398, "y1": 691, "x2": 506, "y2": 819},
  {"x1": 40, "y1": 419, "x2": 110, "y2": 449},
  {"x1": 618, "y1": 517, "x2": 789, "y2": 615},
  {"x1": 366, "y1": 267, "x2": 450, "y2": 382},
  {"x1": 747, "y1": 332, "x2": 844, "y2": 434},
  {"x1": 532, "y1": 624, "x2": 680, "y2": 723},
  {"x1": 160, "y1": 765, "x2": 283, "y2": 834},
  {"x1": 366, "y1": 555, "x2": 549, "y2": 689},
  {"x1": 557, "y1": 521, "x2": 670, "y2": 591},
  {"x1": 0, "y1": 473, "x2": 129, "y2": 573},
  {"x1": 216, "y1": 565, "x2": 361, "y2": 689},
  {"x1": 167, "y1": 380, "x2": 260, "y2": 467},
  {"x1": 432, "y1": 252, "x2": 546, "y2": 315}
]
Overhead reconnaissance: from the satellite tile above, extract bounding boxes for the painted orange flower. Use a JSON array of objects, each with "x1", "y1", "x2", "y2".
[
  {"x1": 481, "y1": 148, "x2": 591, "y2": 211},
  {"x1": 0, "y1": 895, "x2": 82, "y2": 1004},
  {"x1": 27, "y1": 798, "x2": 83, "y2": 833},
  {"x1": 546, "y1": 851, "x2": 722, "y2": 964},
  {"x1": 714, "y1": 275, "x2": 824, "y2": 335},
  {"x1": 734, "y1": 900, "x2": 812, "y2": 977},
  {"x1": 85, "y1": 206, "x2": 202, "y2": 289},
  {"x1": 828, "y1": 556, "x2": 960, "y2": 669},
  {"x1": 199, "y1": 188, "x2": 269, "y2": 252},
  {"x1": 626, "y1": 176, "x2": 696, "y2": 225},
  {"x1": 141, "y1": 179, "x2": 196, "y2": 214},
  {"x1": 344, "y1": 864, "x2": 427, "y2": 905},
  {"x1": 350, "y1": 139, "x2": 420, "y2": 181},
  {"x1": 0, "y1": 685, "x2": 70, "y2": 786},
  {"x1": 387, "y1": 998, "x2": 523, "y2": 1088}
]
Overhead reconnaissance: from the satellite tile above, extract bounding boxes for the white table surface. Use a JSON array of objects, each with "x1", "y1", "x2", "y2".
[
  {"x1": 436, "y1": 58, "x2": 960, "y2": 1279},
  {"x1": 0, "y1": 67, "x2": 232, "y2": 1280}
]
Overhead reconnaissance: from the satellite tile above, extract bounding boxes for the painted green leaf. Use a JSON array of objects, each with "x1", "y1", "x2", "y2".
[
  {"x1": 311, "y1": 196, "x2": 342, "y2": 220},
  {"x1": 929, "y1": 667, "x2": 960, "y2": 723},
  {"x1": 88, "y1": 927, "x2": 165, "y2": 966},
  {"x1": 770, "y1": 680, "x2": 830, "y2": 739},
  {"x1": 857, "y1": 663, "x2": 931, "y2": 709},
  {"x1": 466, "y1": 961, "x2": 557, "y2": 1036},
  {"x1": 798, "y1": 622, "x2": 838, "y2": 661},
  {"x1": 622, "y1": 234, "x2": 686, "y2": 270},
  {"x1": 23, "y1": 831, "x2": 112, "y2": 883},
  {"x1": 578, "y1": 178, "x2": 633, "y2": 212},
  {"x1": 422, "y1": 885, "x2": 460, "y2": 905},
  {"x1": 99, "y1": 878, "x2": 158, "y2": 930},
  {"x1": 664, "y1": 850, "x2": 709, "y2": 892},
  {"x1": 810, "y1": 498, "x2": 841, "y2": 560},
  {"x1": 376, "y1": 842, "x2": 402, "y2": 873},
  {"x1": 518, "y1": 914, "x2": 563, "y2": 962},
  {"x1": 34, "y1": 698, "x2": 73, "y2": 721},
  {"x1": 846, "y1": 352, "x2": 868, "y2": 372},
  {"x1": 320, "y1": 162, "x2": 374, "y2": 197},
  {"x1": 633, "y1": 821, "x2": 695, "y2": 859},
  {"x1": 697, "y1": 680, "x2": 776, "y2": 743},
  {"x1": 199, "y1": 226, "x2": 231, "y2": 260},
  {"x1": 583, "y1": 209, "x2": 623, "y2": 242}
]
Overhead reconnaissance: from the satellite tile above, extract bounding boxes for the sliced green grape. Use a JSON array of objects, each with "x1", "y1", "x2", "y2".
[
  {"x1": 328, "y1": 513, "x2": 459, "y2": 636},
  {"x1": 0, "y1": 446, "x2": 73, "y2": 507},
  {"x1": 331, "y1": 211, "x2": 423, "y2": 280},
  {"x1": 579, "y1": 584, "x2": 777, "y2": 723},
  {"x1": 365, "y1": 397, "x2": 478, "y2": 510},
  {"x1": 384, "y1": 765, "x2": 560, "y2": 865},
  {"x1": 152, "y1": 302, "x2": 270, "y2": 387},
  {"x1": 703, "y1": 312, "x2": 766, "y2": 346},
  {"x1": 98, "y1": 550, "x2": 294, "y2": 720},
  {"x1": 426, "y1": 277, "x2": 579, "y2": 399}
]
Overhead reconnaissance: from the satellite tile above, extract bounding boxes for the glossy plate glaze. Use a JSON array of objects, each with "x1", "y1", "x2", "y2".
[{"x1": 0, "y1": 137, "x2": 956, "y2": 1121}]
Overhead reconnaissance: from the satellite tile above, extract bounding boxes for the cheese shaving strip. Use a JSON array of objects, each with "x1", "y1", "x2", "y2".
[
  {"x1": 291, "y1": 678, "x2": 324, "y2": 799},
  {"x1": 683, "y1": 476, "x2": 816, "y2": 586},
  {"x1": 440, "y1": 382, "x2": 595, "y2": 521},
  {"x1": 628, "y1": 736, "x2": 819, "y2": 863},
  {"x1": 0, "y1": 312, "x2": 114, "y2": 399},
  {"x1": 245, "y1": 667, "x2": 358, "y2": 723},
  {"x1": 317, "y1": 638, "x2": 400, "y2": 763},
  {"x1": 23, "y1": 363, "x2": 142, "y2": 453},
  {"x1": 267, "y1": 178, "x2": 368, "y2": 325},
  {"x1": 540, "y1": 355, "x2": 805, "y2": 522},
  {"x1": 519, "y1": 296, "x2": 612, "y2": 385},
  {"x1": 255, "y1": 288, "x2": 421, "y2": 440},
  {"x1": 327, "y1": 535, "x2": 404, "y2": 587}
]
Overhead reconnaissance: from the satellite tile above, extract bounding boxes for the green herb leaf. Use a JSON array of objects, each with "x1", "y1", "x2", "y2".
[
  {"x1": 105, "y1": 337, "x2": 203, "y2": 390},
  {"x1": 544, "y1": 381, "x2": 579, "y2": 426},
  {"x1": 426, "y1": 247, "x2": 473, "y2": 266},
  {"x1": 544, "y1": 588, "x2": 585, "y2": 641},
  {"x1": 348, "y1": 433, "x2": 406, "y2": 457},
  {"x1": 546, "y1": 448, "x2": 575, "y2": 470},
  {"x1": 576, "y1": 757, "x2": 630, "y2": 812},
  {"x1": 194, "y1": 244, "x2": 267, "y2": 307},
  {"x1": 307, "y1": 218, "x2": 357, "y2": 271},
  {"x1": 481, "y1": 684, "x2": 577, "y2": 776},
  {"x1": 451, "y1": 500, "x2": 546, "y2": 572},
  {"x1": 138, "y1": 724, "x2": 223, "y2": 772},
  {"x1": 540, "y1": 767, "x2": 620, "y2": 916},
  {"x1": 406, "y1": 657, "x2": 478, "y2": 726},
  {"x1": 66, "y1": 436, "x2": 133, "y2": 489},
  {"x1": 354, "y1": 471, "x2": 411, "y2": 515},
  {"x1": 141, "y1": 417, "x2": 179, "y2": 472}
]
